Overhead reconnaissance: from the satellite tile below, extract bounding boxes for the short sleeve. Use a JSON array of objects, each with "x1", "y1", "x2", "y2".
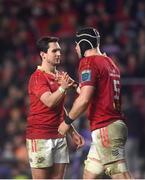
[{"x1": 29, "y1": 74, "x2": 50, "y2": 98}]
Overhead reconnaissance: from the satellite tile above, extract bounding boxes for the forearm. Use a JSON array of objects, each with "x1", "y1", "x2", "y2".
[
  {"x1": 68, "y1": 96, "x2": 89, "y2": 120},
  {"x1": 64, "y1": 86, "x2": 94, "y2": 125},
  {"x1": 41, "y1": 87, "x2": 66, "y2": 108},
  {"x1": 48, "y1": 89, "x2": 65, "y2": 107}
]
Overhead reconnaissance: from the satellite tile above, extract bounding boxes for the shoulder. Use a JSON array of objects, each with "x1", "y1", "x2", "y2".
[
  {"x1": 93, "y1": 55, "x2": 112, "y2": 69},
  {"x1": 79, "y1": 56, "x2": 93, "y2": 69},
  {"x1": 29, "y1": 70, "x2": 46, "y2": 86},
  {"x1": 80, "y1": 56, "x2": 103, "y2": 71},
  {"x1": 80, "y1": 55, "x2": 105, "y2": 64}
]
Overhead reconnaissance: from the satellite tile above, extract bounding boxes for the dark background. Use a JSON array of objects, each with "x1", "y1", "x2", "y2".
[{"x1": 0, "y1": 0, "x2": 145, "y2": 178}]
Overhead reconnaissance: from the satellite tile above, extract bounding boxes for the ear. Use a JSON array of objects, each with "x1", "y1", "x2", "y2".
[{"x1": 40, "y1": 51, "x2": 45, "y2": 59}]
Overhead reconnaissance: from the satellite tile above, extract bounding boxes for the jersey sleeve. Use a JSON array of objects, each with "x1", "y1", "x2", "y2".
[
  {"x1": 78, "y1": 60, "x2": 98, "y2": 88},
  {"x1": 30, "y1": 74, "x2": 50, "y2": 98}
]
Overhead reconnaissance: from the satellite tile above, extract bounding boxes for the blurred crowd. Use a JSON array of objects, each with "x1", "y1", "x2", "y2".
[{"x1": 0, "y1": 0, "x2": 145, "y2": 178}]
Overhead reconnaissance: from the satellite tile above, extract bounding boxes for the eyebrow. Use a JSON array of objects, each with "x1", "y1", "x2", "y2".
[{"x1": 52, "y1": 48, "x2": 61, "y2": 52}]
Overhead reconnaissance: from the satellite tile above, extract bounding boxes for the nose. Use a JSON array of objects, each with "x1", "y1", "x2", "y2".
[{"x1": 57, "y1": 50, "x2": 61, "y2": 56}]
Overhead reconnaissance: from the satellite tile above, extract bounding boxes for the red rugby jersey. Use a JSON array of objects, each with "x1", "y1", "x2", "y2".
[
  {"x1": 78, "y1": 55, "x2": 124, "y2": 131},
  {"x1": 26, "y1": 69, "x2": 64, "y2": 139}
]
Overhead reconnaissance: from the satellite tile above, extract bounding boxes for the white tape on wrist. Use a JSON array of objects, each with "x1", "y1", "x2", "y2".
[{"x1": 58, "y1": 86, "x2": 66, "y2": 94}]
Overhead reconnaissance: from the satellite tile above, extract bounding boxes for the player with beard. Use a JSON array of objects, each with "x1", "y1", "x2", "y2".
[{"x1": 26, "y1": 36, "x2": 84, "y2": 179}]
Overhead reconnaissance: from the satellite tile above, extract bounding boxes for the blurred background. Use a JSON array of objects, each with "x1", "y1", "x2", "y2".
[{"x1": 0, "y1": 0, "x2": 145, "y2": 179}]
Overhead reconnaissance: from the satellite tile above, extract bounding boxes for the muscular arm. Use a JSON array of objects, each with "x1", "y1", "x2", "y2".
[
  {"x1": 40, "y1": 88, "x2": 65, "y2": 108},
  {"x1": 58, "y1": 85, "x2": 95, "y2": 135},
  {"x1": 69, "y1": 85, "x2": 95, "y2": 120}
]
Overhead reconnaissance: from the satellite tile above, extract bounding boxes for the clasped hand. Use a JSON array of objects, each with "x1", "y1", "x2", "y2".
[{"x1": 55, "y1": 71, "x2": 77, "y2": 90}]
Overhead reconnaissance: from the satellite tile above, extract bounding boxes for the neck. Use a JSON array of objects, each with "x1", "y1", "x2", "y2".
[
  {"x1": 39, "y1": 60, "x2": 56, "y2": 74},
  {"x1": 84, "y1": 47, "x2": 103, "y2": 57}
]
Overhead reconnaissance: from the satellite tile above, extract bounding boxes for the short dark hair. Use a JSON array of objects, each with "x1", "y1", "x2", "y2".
[{"x1": 36, "y1": 36, "x2": 59, "y2": 53}]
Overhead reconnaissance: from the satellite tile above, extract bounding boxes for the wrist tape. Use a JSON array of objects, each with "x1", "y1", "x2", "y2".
[
  {"x1": 65, "y1": 116, "x2": 74, "y2": 125},
  {"x1": 58, "y1": 86, "x2": 66, "y2": 94}
]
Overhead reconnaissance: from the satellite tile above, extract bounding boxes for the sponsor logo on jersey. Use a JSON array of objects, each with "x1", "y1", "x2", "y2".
[{"x1": 81, "y1": 70, "x2": 91, "y2": 82}]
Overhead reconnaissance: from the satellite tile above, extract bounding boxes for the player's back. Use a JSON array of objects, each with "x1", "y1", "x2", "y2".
[{"x1": 79, "y1": 55, "x2": 124, "y2": 131}]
